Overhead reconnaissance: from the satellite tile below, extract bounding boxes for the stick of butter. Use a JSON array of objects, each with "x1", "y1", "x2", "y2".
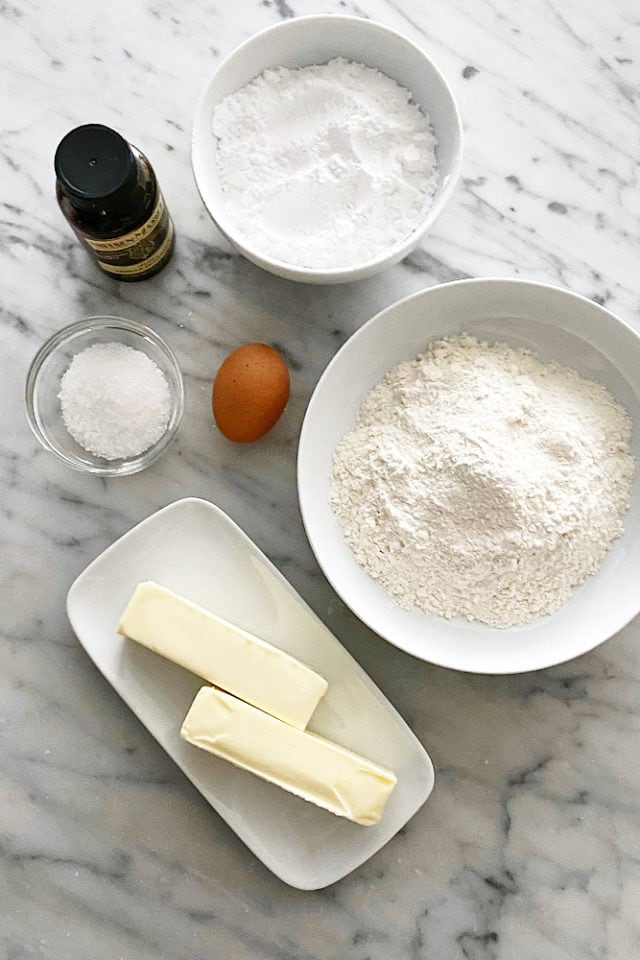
[
  {"x1": 181, "y1": 686, "x2": 397, "y2": 826},
  {"x1": 117, "y1": 582, "x2": 327, "y2": 730}
]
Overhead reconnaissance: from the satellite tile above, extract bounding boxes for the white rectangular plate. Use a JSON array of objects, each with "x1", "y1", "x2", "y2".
[{"x1": 67, "y1": 498, "x2": 434, "y2": 889}]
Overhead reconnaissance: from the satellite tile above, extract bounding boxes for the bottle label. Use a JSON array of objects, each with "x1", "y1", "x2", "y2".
[{"x1": 84, "y1": 193, "x2": 174, "y2": 277}]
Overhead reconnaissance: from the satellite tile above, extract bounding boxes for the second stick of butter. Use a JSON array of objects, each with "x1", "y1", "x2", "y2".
[{"x1": 182, "y1": 686, "x2": 397, "y2": 825}]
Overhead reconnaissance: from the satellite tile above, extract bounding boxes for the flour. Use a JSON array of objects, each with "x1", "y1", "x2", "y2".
[
  {"x1": 331, "y1": 336, "x2": 634, "y2": 627},
  {"x1": 212, "y1": 58, "x2": 437, "y2": 269}
]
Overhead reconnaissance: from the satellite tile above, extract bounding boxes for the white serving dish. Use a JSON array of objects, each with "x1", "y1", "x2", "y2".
[
  {"x1": 298, "y1": 279, "x2": 640, "y2": 674},
  {"x1": 66, "y1": 498, "x2": 434, "y2": 889},
  {"x1": 191, "y1": 14, "x2": 463, "y2": 284}
]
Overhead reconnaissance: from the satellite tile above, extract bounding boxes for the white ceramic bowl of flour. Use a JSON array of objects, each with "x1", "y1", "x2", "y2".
[
  {"x1": 192, "y1": 15, "x2": 462, "y2": 284},
  {"x1": 298, "y1": 279, "x2": 640, "y2": 673}
]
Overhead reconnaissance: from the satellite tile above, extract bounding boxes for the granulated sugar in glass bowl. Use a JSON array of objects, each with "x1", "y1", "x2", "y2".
[
  {"x1": 26, "y1": 316, "x2": 184, "y2": 476},
  {"x1": 59, "y1": 341, "x2": 171, "y2": 460}
]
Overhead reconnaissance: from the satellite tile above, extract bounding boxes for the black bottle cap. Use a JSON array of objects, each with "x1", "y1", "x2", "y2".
[{"x1": 54, "y1": 124, "x2": 137, "y2": 209}]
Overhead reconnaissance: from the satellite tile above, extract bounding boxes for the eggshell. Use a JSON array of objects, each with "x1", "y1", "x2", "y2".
[{"x1": 212, "y1": 343, "x2": 290, "y2": 443}]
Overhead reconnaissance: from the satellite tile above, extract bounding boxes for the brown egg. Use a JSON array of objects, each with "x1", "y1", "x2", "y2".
[{"x1": 212, "y1": 343, "x2": 290, "y2": 443}]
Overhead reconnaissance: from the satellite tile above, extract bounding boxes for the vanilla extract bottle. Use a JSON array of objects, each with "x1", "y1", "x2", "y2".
[{"x1": 55, "y1": 124, "x2": 174, "y2": 281}]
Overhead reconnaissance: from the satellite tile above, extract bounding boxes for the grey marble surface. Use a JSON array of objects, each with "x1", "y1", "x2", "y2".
[{"x1": 2, "y1": 1, "x2": 640, "y2": 958}]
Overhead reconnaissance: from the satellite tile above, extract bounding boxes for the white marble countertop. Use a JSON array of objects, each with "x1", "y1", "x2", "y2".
[{"x1": 3, "y1": 1, "x2": 640, "y2": 957}]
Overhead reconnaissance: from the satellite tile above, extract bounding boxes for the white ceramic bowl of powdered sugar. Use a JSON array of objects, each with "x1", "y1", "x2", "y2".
[
  {"x1": 191, "y1": 15, "x2": 462, "y2": 284},
  {"x1": 298, "y1": 279, "x2": 640, "y2": 673}
]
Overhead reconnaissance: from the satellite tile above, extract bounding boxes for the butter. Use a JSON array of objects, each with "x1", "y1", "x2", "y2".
[
  {"x1": 181, "y1": 686, "x2": 397, "y2": 825},
  {"x1": 117, "y1": 582, "x2": 327, "y2": 730}
]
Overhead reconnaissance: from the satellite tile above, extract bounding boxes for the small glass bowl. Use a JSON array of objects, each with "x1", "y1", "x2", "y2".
[{"x1": 25, "y1": 316, "x2": 185, "y2": 476}]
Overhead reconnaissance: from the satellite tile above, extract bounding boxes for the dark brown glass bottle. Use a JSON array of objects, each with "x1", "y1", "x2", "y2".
[{"x1": 55, "y1": 124, "x2": 175, "y2": 281}]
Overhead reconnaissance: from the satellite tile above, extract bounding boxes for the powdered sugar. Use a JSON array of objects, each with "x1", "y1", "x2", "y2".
[
  {"x1": 331, "y1": 336, "x2": 634, "y2": 627},
  {"x1": 212, "y1": 58, "x2": 437, "y2": 269}
]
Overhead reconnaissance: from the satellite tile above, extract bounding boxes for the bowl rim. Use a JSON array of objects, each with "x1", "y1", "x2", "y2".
[
  {"x1": 297, "y1": 276, "x2": 640, "y2": 673},
  {"x1": 25, "y1": 315, "x2": 185, "y2": 477},
  {"x1": 191, "y1": 13, "x2": 464, "y2": 283}
]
